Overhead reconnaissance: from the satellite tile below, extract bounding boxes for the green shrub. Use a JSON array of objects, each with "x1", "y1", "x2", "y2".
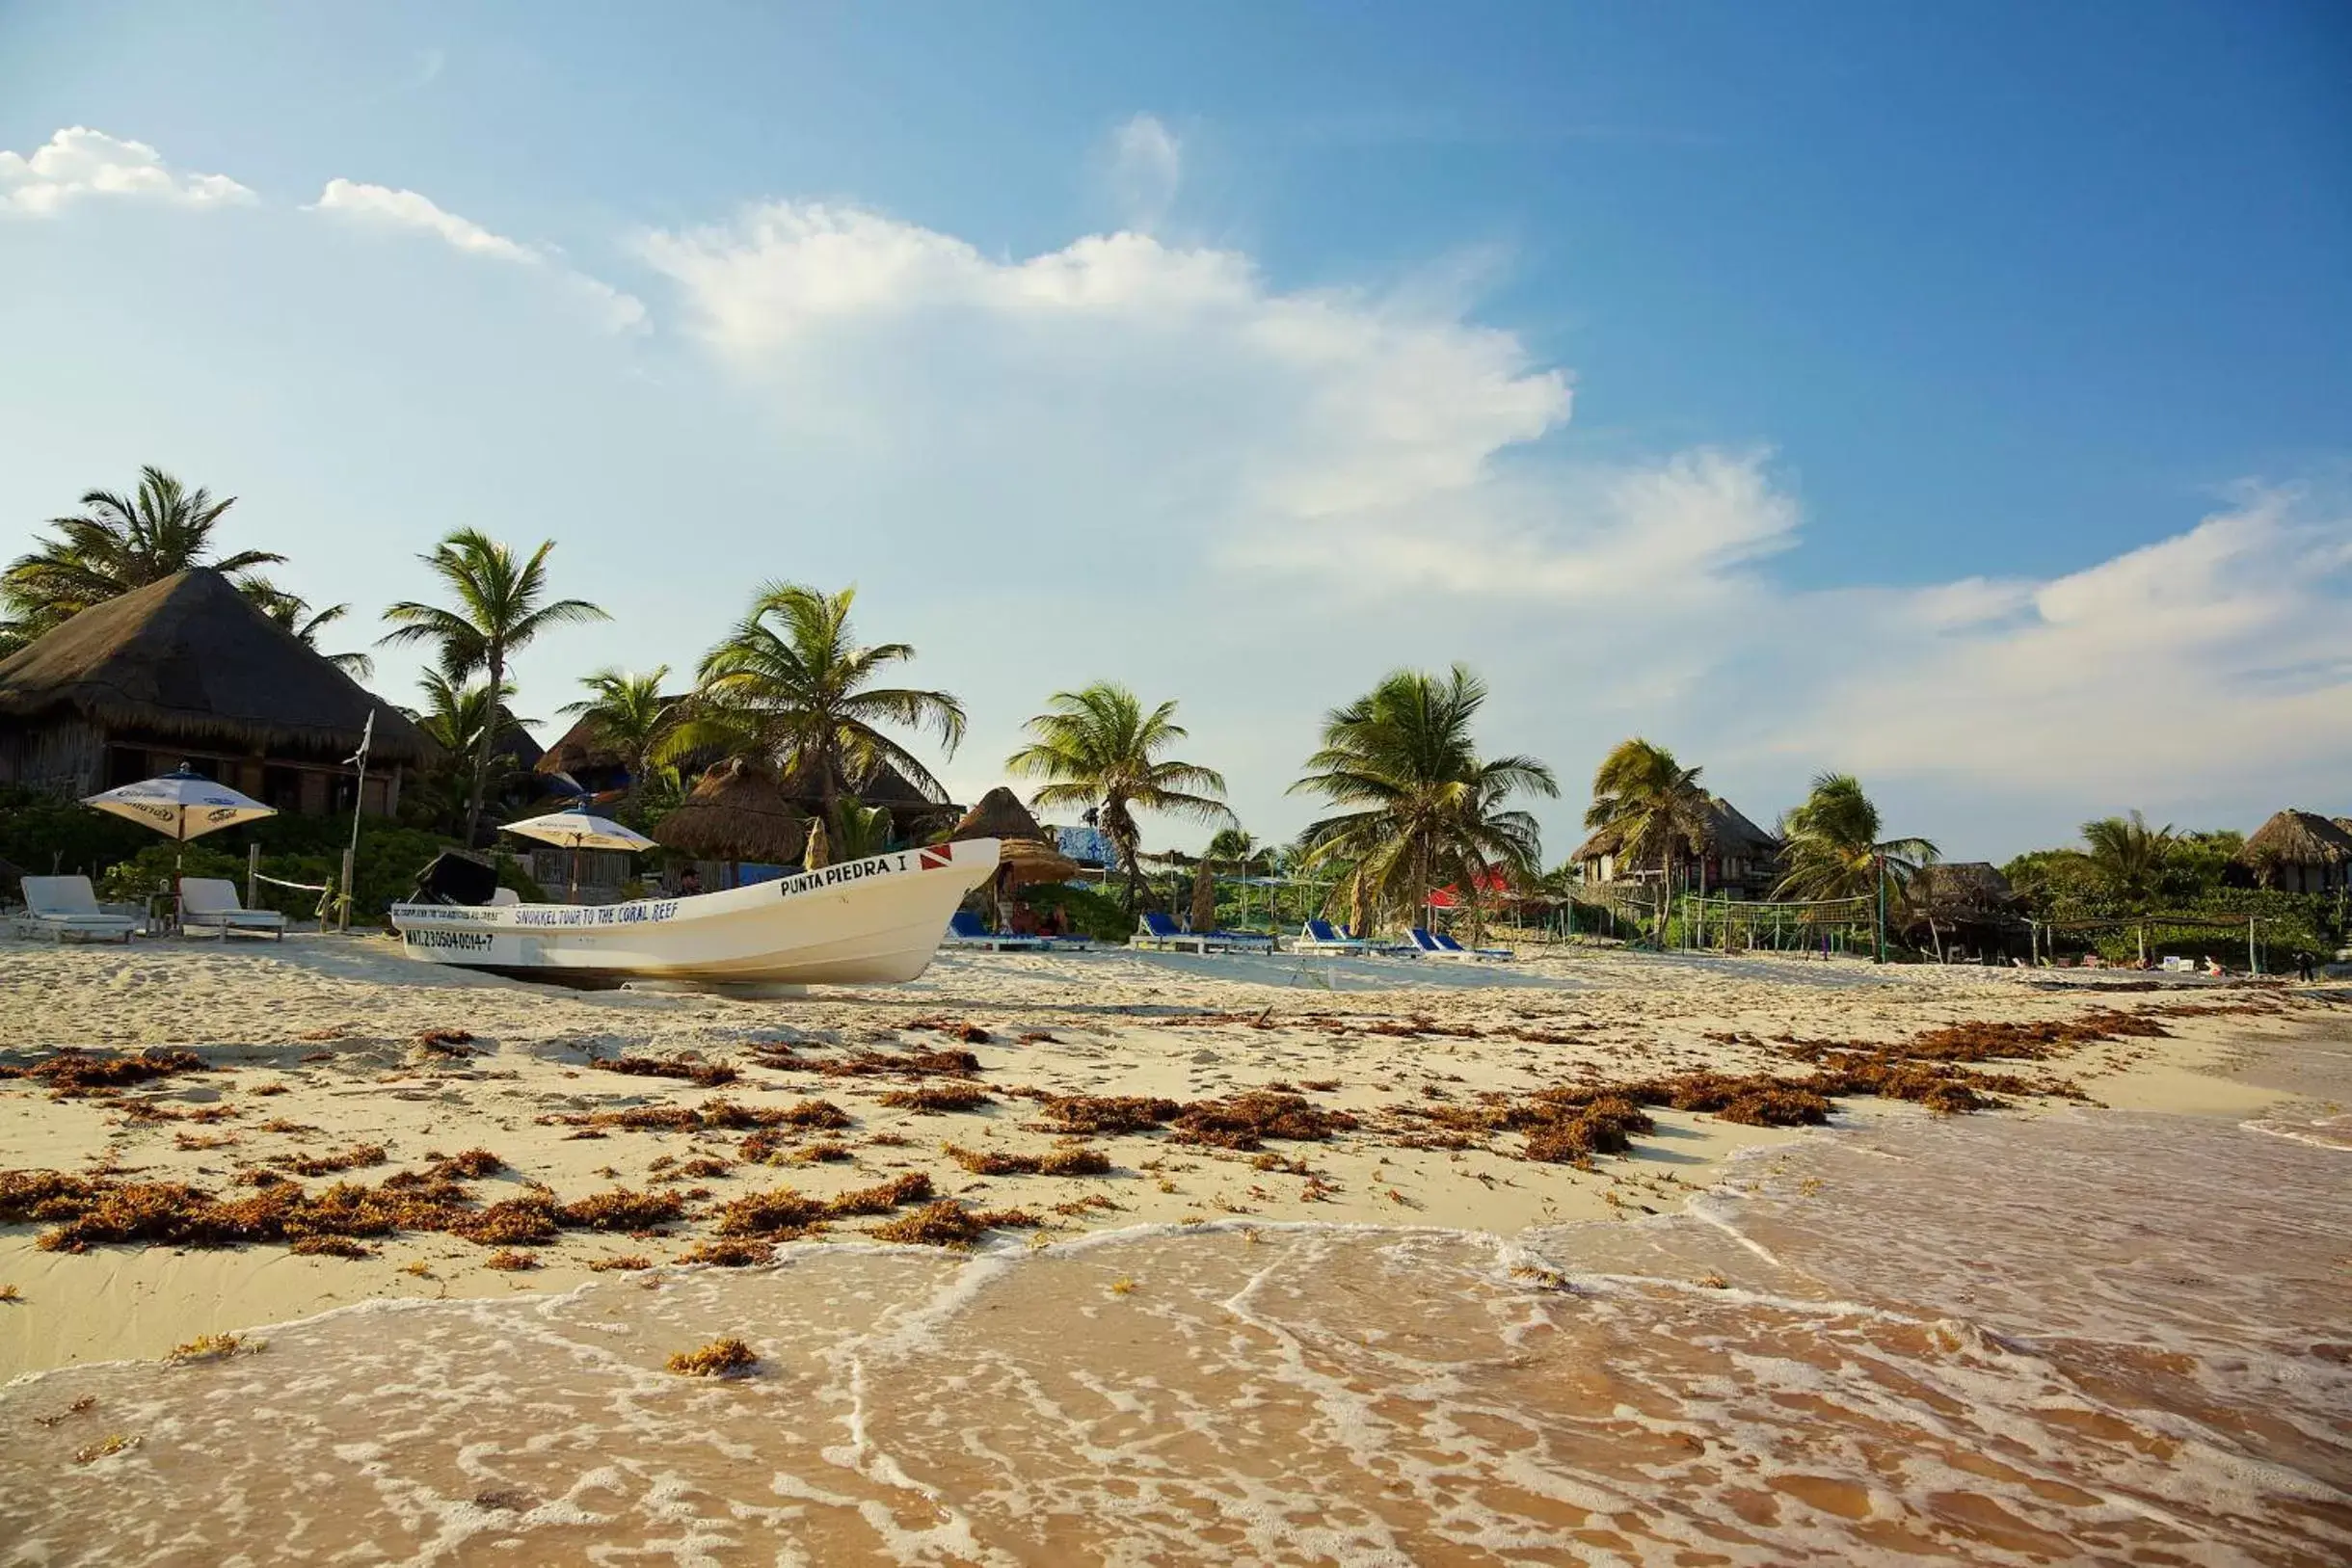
[{"x1": 1014, "y1": 882, "x2": 1136, "y2": 942}]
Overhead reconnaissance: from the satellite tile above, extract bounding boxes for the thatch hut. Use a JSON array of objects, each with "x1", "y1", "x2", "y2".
[
  {"x1": 535, "y1": 694, "x2": 708, "y2": 794},
  {"x1": 1903, "y1": 862, "x2": 2027, "y2": 959},
  {"x1": 779, "y1": 756, "x2": 962, "y2": 844},
  {"x1": 649, "y1": 758, "x2": 810, "y2": 870},
  {"x1": 0, "y1": 568, "x2": 428, "y2": 814},
  {"x1": 1572, "y1": 795, "x2": 1781, "y2": 898},
  {"x1": 2239, "y1": 810, "x2": 2352, "y2": 894},
  {"x1": 950, "y1": 786, "x2": 1080, "y2": 887}
]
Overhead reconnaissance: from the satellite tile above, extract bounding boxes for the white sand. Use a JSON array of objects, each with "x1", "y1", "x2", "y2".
[{"x1": 0, "y1": 931, "x2": 2331, "y2": 1376}]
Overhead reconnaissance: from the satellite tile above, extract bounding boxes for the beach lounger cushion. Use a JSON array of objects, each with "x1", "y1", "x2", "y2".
[
  {"x1": 18, "y1": 876, "x2": 138, "y2": 943},
  {"x1": 178, "y1": 878, "x2": 289, "y2": 939}
]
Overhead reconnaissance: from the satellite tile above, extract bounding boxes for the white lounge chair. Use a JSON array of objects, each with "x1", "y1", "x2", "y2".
[
  {"x1": 1408, "y1": 926, "x2": 1512, "y2": 962},
  {"x1": 1295, "y1": 918, "x2": 1373, "y2": 954},
  {"x1": 17, "y1": 876, "x2": 139, "y2": 943},
  {"x1": 1134, "y1": 911, "x2": 1275, "y2": 954},
  {"x1": 179, "y1": 878, "x2": 289, "y2": 941}
]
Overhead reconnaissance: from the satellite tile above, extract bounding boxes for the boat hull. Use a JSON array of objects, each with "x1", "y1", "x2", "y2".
[{"x1": 389, "y1": 838, "x2": 1002, "y2": 988}]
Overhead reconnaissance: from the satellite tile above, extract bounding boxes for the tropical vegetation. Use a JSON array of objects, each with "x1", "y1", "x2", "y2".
[
  {"x1": 1581, "y1": 738, "x2": 1709, "y2": 938},
  {"x1": 670, "y1": 583, "x2": 965, "y2": 815},
  {"x1": 379, "y1": 529, "x2": 607, "y2": 845},
  {"x1": 1, "y1": 465, "x2": 287, "y2": 653},
  {"x1": 1006, "y1": 682, "x2": 1235, "y2": 909},
  {"x1": 1773, "y1": 772, "x2": 1938, "y2": 904},
  {"x1": 559, "y1": 667, "x2": 676, "y2": 812},
  {"x1": 1290, "y1": 665, "x2": 1555, "y2": 935}
]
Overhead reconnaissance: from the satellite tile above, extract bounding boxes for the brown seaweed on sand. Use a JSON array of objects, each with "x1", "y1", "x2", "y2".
[
  {"x1": 667, "y1": 1337, "x2": 758, "y2": 1376},
  {"x1": 1522, "y1": 1096, "x2": 1655, "y2": 1162},
  {"x1": 1167, "y1": 1092, "x2": 1359, "y2": 1151},
  {"x1": 1, "y1": 1049, "x2": 210, "y2": 1097},
  {"x1": 877, "y1": 1083, "x2": 995, "y2": 1113},
  {"x1": 483, "y1": 1249, "x2": 539, "y2": 1271},
  {"x1": 712, "y1": 1187, "x2": 828, "y2": 1236},
  {"x1": 869, "y1": 1200, "x2": 1041, "y2": 1248},
  {"x1": 823, "y1": 1172, "x2": 934, "y2": 1216},
  {"x1": 588, "y1": 1054, "x2": 739, "y2": 1088},
  {"x1": 820, "y1": 1047, "x2": 982, "y2": 1078},
  {"x1": 556, "y1": 1187, "x2": 686, "y2": 1232},
  {"x1": 945, "y1": 1144, "x2": 1113, "y2": 1177},
  {"x1": 1028, "y1": 1095, "x2": 1182, "y2": 1135},
  {"x1": 673, "y1": 1238, "x2": 774, "y2": 1268},
  {"x1": 273, "y1": 1143, "x2": 388, "y2": 1178}
]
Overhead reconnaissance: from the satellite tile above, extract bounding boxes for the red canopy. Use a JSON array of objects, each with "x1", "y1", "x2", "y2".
[{"x1": 1425, "y1": 867, "x2": 1516, "y2": 909}]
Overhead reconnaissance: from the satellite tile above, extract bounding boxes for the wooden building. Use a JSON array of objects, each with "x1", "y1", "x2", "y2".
[
  {"x1": 0, "y1": 568, "x2": 430, "y2": 814},
  {"x1": 1572, "y1": 795, "x2": 1782, "y2": 899},
  {"x1": 2239, "y1": 810, "x2": 2352, "y2": 895}
]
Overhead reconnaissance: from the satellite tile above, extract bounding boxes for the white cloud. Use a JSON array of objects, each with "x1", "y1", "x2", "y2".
[
  {"x1": 1766, "y1": 485, "x2": 2352, "y2": 797},
  {"x1": 309, "y1": 178, "x2": 646, "y2": 332},
  {"x1": 1108, "y1": 113, "x2": 1182, "y2": 231},
  {"x1": 632, "y1": 199, "x2": 2352, "y2": 848},
  {"x1": 0, "y1": 127, "x2": 254, "y2": 217}
]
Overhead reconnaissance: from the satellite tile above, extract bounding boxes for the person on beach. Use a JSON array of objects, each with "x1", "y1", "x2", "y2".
[
  {"x1": 2293, "y1": 949, "x2": 2315, "y2": 981},
  {"x1": 675, "y1": 866, "x2": 703, "y2": 898}
]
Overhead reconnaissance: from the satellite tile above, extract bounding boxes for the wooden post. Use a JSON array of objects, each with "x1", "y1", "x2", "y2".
[
  {"x1": 338, "y1": 847, "x2": 355, "y2": 933},
  {"x1": 248, "y1": 843, "x2": 260, "y2": 910},
  {"x1": 2248, "y1": 916, "x2": 2258, "y2": 976}
]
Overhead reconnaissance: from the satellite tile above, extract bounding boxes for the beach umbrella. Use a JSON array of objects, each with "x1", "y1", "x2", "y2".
[
  {"x1": 85, "y1": 765, "x2": 279, "y2": 909},
  {"x1": 500, "y1": 804, "x2": 655, "y2": 901}
]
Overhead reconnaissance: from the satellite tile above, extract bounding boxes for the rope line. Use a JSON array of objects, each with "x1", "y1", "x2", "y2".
[{"x1": 253, "y1": 874, "x2": 334, "y2": 892}]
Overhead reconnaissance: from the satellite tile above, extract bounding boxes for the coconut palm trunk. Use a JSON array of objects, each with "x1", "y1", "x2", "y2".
[{"x1": 465, "y1": 648, "x2": 505, "y2": 846}]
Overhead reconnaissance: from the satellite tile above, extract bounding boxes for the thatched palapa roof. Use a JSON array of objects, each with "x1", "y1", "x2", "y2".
[
  {"x1": 1572, "y1": 795, "x2": 1780, "y2": 865},
  {"x1": 536, "y1": 697, "x2": 693, "y2": 777},
  {"x1": 2242, "y1": 809, "x2": 2352, "y2": 867},
  {"x1": 951, "y1": 785, "x2": 1080, "y2": 885},
  {"x1": 1908, "y1": 862, "x2": 2017, "y2": 917},
  {"x1": 649, "y1": 757, "x2": 809, "y2": 864},
  {"x1": 0, "y1": 569, "x2": 429, "y2": 764}
]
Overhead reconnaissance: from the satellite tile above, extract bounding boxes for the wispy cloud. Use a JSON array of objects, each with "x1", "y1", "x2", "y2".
[
  {"x1": 309, "y1": 178, "x2": 645, "y2": 332},
  {"x1": 1107, "y1": 113, "x2": 1182, "y2": 231},
  {"x1": 0, "y1": 127, "x2": 255, "y2": 217}
]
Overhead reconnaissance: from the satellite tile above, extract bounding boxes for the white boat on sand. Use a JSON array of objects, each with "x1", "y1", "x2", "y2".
[{"x1": 390, "y1": 838, "x2": 1002, "y2": 990}]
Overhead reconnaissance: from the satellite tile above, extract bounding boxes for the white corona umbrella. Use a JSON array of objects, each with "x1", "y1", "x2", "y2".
[
  {"x1": 85, "y1": 764, "x2": 279, "y2": 917},
  {"x1": 501, "y1": 804, "x2": 655, "y2": 901}
]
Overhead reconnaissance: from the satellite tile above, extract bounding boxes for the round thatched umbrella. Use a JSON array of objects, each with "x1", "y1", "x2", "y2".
[
  {"x1": 951, "y1": 786, "x2": 1080, "y2": 887},
  {"x1": 649, "y1": 758, "x2": 808, "y2": 887}
]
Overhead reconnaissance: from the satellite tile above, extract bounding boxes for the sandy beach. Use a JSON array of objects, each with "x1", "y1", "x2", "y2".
[
  {"x1": 3, "y1": 936, "x2": 2346, "y2": 1564},
  {"x1": 0, "y1": 935, "x2": 2325, "y2": 1374}
]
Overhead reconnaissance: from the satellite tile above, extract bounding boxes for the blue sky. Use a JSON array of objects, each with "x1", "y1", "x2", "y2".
[{"x1": 4, "y1": 2, "x2": 2347, "y2": 861}]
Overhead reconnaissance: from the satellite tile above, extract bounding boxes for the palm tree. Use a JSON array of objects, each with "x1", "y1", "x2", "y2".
[
  {"x1": 1205, "y1": 827, "x2": 1274, "y2": 877},
  {"x1": 1290, "y1": 665, "x2": 1556, "y2": 935},
  {"x1": 239, "y1": 576, "x2": 375, "y2": 678},
  {"x1": 559, "y1": 667, "x2": 675, "y2": 812},
  {"x1": 1773, "y1": 773, "x2": 1939, "y2": 903},
  {"x1": 2, "y1": 466, "x2": 283, "y2": 640},
  {"x1": 1583, "y1": 738, "x2": 1709, "y2": 940},
  {"x1": 1006, "y1": 682, "x2": 1235, "y2": 910},
  {"x1": 673, "y1": 583, "x2": 964, "y2": 819},
  {"x1": 379, "y1": 529, "x2": 607, "y2": 845},
  {"x1": 2080, "y1": 811, "x2": 2175, "y2": 906},
  {"x1": 406, "y1": 673, "x2": 527, "y2": 838}
]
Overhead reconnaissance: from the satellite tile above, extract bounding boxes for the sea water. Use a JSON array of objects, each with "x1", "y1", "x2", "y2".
[{"x1": 3, "y1": 1062, "x2": 2347, "y2": 1564}]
